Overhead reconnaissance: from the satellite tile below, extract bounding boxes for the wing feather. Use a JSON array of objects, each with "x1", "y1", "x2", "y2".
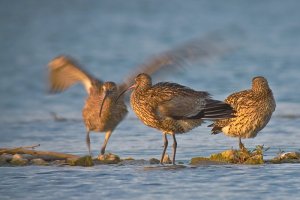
[
  {"x1": 48, "y1": 55, "x2": 102, "y2": 94},
  {"x1": 119, "y1": 33, "x2": 234, "y2": 91}
]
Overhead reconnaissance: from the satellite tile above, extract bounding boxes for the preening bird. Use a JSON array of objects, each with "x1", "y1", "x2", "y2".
[{"x1": 209, "y1": 76, "x2": 276, "y2": 149}]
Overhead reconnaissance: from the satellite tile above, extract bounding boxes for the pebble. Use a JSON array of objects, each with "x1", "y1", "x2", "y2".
[
  {"x1": 51, "y1": 160, "x2": 67, "y2": 166},
  {"x1": 11, "y1": 154, "x2": 28, "y2": 166},
  {"x1": 31, "y1": 158, "x2": 48, "y2": 166},
  {"x1": 149, "y1": 158, "x2": 160, "y2": 164},
  {"x1": 0, "y1": 157, "x2": 8, "y2": 165},
  {"x1": 96, "y1": 153, "x2": 121, "y2": 164},
  {"x1": 0, "y1": 153, "x2": 13, "y2": 162},
  {"x1": 22, "y1": 154, "x2": 35, "y2": 160}
]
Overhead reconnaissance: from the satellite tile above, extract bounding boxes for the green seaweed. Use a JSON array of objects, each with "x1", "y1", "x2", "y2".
[
  {"x1": 10, "y1": 158, "x2": 28, "y2": 166},
  {"x1": 191, "y1": 145, "x2": 266, "y2": 165},
  {"x1": 69, "y1": 156, "x2": 94, "y2": 167}
]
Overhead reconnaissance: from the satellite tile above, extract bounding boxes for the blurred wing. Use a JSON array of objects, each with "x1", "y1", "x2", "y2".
[
  {"x1": 119, "y1": 32, "x2": 235, "y2": 91},
  {"x1": 48, "y1": 55, "x2": 102, "y2": 94}
]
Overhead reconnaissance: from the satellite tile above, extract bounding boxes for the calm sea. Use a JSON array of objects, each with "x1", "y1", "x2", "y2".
[{"x1": 1, "y1": 0, "x2": 300, "y2": 199}]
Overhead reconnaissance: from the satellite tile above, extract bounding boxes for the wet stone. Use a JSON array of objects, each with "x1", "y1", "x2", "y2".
[
  {"x1": 0, "y1": 157, "x2": 8, "y2": 165},
  {"x1": 123, "y1": 157, "x2": 135, "y2": 161},
  {"x1": 31, "y1": 158, "x2": 49, "y2": 166},
  {"x1": 70, "y1": 156, "x2": 94, "y2": 167},
  {"x1": 12, "y1": 154, "x2": 23, "y2": 160},
  {"x1": 149, "y1": 158, "x2": 160, "y2": 165},
  {"x1": 244, "y1": 154, "x2": 264, "y2": 165},
  {"x1": 51, "y1": 160, "x2": 67, "y2": 166},
  {"x1": 278, "y1": 152, "x2": 300, "y2": 160},
  {"x1": 210, "y1": 149, "x2": 239, "y2": 163},
  {"x1": 270, "y1": 152, "x2": 300, "y2": 164},
  {"x1": 0, "y1": 153, "x2": 13, "y2": 162},
  {"x1": 22, "y1": 154, "x2": 35, "y2": 160},
  {"x1": 191, "y1": 146, "x2": 265, "y2": 165},
  {"x1": 11, "y1": 154, "x2": 29, "y2": 166},
  {"x1": 95, "y1": 153, "x2": 121, "y2": 164}
]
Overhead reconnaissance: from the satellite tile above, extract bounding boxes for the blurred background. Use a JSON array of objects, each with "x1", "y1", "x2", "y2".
[{"x1": 1, "y1": 0, "x2": 299, "y2": 123}]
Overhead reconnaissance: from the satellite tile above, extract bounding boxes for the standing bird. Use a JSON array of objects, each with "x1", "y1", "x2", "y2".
[
  {"x1": 48, "y1": 56, "x2": 128, "y2": 157},
  {"x1": 48, "y1": 34, "x2": 234, "y2": 158},
  {"x1": 119, "y1": 73, "x2": 234, "y2": 164},
  {"x1": 209, "y1": 76, "x2": 276, "y2": 149}
]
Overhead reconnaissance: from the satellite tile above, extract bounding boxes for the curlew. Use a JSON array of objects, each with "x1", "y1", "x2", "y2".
[
  {"x1": 119, "y1": 73, "x2": 234, "y2": 164},
  {"x1": 209, "y1": 76, "x2": 276, "y2": 149},
  {"x1": 49, "y1": 56, "x2": 128, "y2": 157},
  {"x1": 48, "y1": 35, "x2": 233, "y2": 158}
]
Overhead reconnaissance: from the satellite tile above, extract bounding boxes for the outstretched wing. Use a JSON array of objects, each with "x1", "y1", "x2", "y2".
[
  {"x1": 119, "y1": 33, "x2": 234, "y2": 92},
  {"x1": 48, "y1": 55, "x2": 102, "y2": 94}
]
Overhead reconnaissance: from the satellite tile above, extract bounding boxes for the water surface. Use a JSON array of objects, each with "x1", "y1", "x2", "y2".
[{"x1": 1, "y1": 0, "x2": 300, "y2": 199}]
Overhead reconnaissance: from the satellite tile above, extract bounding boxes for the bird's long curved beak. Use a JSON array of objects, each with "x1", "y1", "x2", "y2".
[
  {"x1": 99, "y1": 91, "x2": 108, "y2": 118},
  {"x1": 115, "y1": 84, "x2": 136, "y2": 103}
]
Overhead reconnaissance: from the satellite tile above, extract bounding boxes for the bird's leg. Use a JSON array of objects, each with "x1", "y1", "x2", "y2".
[
  {"x1": 172, "y1": 133, "x2": 177, "y2": 165},
  {"x1": 100, "y1": 130, "x2": 113, "y2": 156},
  {"x1": 160, "y1": 132, "x2": 168, "y2": 164},
  {"x1": 86, "y1": 131, "x2": 92, "y2": 156},
  {"x1": 239, "y1": 137, "x2": 245, "y2": 150}
]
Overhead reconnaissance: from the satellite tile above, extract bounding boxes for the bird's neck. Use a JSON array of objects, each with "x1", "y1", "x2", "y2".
[{"x1": 253, "y1": 87, "x2": 272, "y2": 96}]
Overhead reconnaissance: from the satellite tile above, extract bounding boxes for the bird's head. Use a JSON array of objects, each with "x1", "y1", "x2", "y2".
[
  {"x1": 99, "y1": 82, "x2": 118, "y2": 118},
  {"x1": 115, "y1": 73, "x2": 152, "y2": 103},
  {"x1": 252, "y1": 76, "x2": 270, "y2": 92}
]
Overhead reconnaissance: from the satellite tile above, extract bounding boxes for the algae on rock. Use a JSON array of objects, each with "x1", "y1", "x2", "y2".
[
  {"x1": 191, "y1": 145, "x2": 266, "y2": 165},
  {"x1": 95, "y1": 153, "x2": 121, "y2": 164},
  {"x1": 270, "y1": 151, "x2": 300, "y2": 164},
  {"x1": 72, "y1": 156, "x2": 94, "y2": 167}
]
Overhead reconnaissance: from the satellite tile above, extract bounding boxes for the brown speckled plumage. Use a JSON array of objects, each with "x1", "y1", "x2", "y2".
[
  {"x1": 128, "y1": 73, "x2": 234, "y2": 164},
  {"x1": 48, "y1": 56, "x2": 127, "y2": 156},
  {"x1": 48, "y1": 36, "x2": 234, "y2": 156},
  {"x1": 209, "y1": 76, "x2": 276, "y2": 149}
]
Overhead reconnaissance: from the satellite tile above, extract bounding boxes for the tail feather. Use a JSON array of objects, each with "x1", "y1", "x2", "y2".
[
  {"x1": 201, "y1": 99, "x2": 234, "y2": 120},
  {"x1": 210, "y1": 125, "x2": 222, "y2": 134}
]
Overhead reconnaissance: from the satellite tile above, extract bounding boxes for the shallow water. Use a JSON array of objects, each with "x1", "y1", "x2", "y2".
[{"x1": 1, "y1": 0, "x2": 300, "y2": 199}]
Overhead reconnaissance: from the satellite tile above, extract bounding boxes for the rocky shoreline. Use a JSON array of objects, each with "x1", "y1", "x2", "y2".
[{"x1": 1, "y1": 145, "x2": 300, "y2": 167}]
